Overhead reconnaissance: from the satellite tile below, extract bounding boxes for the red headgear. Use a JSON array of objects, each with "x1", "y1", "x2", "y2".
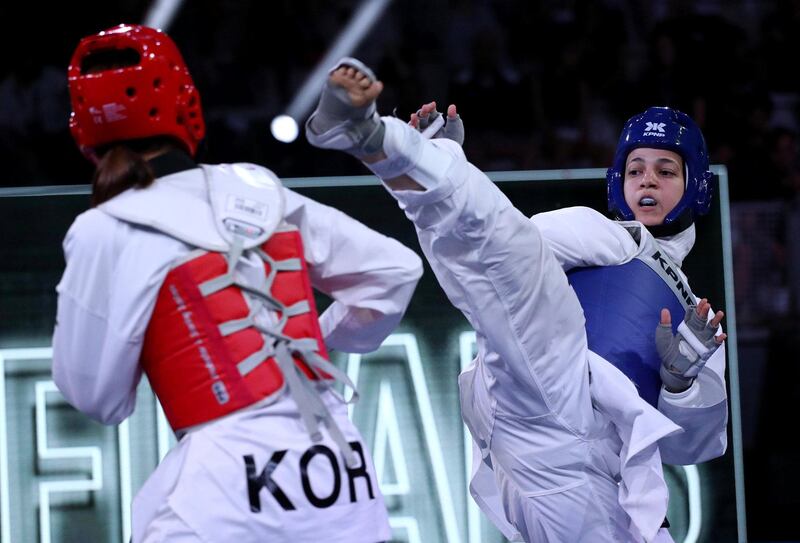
[{"x1": 68, "y1": 24, "x2": 205, "y2": 161}]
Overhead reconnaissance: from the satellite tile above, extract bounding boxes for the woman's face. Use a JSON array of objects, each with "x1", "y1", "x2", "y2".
[{"x1": 623, "y1": 148, "x2": 685, "y2": 225}]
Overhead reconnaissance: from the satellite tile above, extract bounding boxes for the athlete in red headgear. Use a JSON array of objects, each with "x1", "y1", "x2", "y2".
[
  {"x1": 53, "y1": 25, "x2": 422, "y2": 542},
  {"x1": 67, "y1": 24, "x2": 205, "y2": 161}
]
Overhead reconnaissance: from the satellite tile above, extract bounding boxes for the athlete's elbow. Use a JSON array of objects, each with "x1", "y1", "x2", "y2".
[
  {"x1": 674, "y1": 436, "x2": 728, "y2": 465},
  {"x1": 388, "y1": 248, "x2": 424, "y2": 292},
  {"x1": 84, "y1": 398, "x2": 134, "y2": 425},
  {"x1": 56, "y1": 379, "x2": 135, "y2": 425},
  {"x1": 716, "y1": 433, "x2": 728, "y2": 457},
  {"x1": 405, "y1": 251, "x2": 424, "y2": 283}
]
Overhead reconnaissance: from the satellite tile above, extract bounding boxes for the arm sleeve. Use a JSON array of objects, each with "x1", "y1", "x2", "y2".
[
  {"x1": 531, "y1": 207, "x2": 639, "y2": 271},
  {"x1": 51, "y1": 210, "x2": 178, "y2": 424},
  {"x1": 283, "y1": 188, "x2": 423, "y2": 353},
  {"x1": 367, "y1": 117, "x2": 592, "y2": 426},
  {"x1": 657, "y1": 319, "x2": 729, "y2": 464}
]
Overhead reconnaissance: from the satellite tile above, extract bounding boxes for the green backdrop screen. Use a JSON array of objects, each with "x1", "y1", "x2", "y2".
[{"x1": 0, "y1": 168, "x2": 742, "y2": 543}]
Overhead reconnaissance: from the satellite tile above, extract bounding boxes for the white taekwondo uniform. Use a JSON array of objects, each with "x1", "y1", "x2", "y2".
[
  {"x1": 363, "y1": 117, "x2": 727, "y2": 542},
  {"x1": 52, "y1": 159, "x2": 422, "y2": 543}
]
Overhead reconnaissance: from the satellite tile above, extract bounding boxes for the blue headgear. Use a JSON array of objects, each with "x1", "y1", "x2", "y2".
[{"x1": 606, "y1": 107, "x2": 714, "y2": 225}]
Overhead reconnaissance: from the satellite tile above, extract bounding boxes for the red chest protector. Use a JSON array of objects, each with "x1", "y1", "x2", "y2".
[
  {"x1": 101, "y1": 164, "x2": 358, "y2": 463},
  {"x1": 141, "y1": 225, "x2": 330, "y2": 431}
]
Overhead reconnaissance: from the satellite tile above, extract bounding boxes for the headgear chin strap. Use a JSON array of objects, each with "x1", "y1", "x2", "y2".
[
  {"x1": 606, "y1": 107, "x2": 715, "y2": 231},
  {"x1": 645, "y1": 209, "x2": 695, "y2": 238}
]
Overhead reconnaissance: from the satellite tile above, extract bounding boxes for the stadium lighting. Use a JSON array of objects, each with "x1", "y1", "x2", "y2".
[
  {"x1": 270, "y1": 115, "x2": 300, "y2": 143},
  {"x1": 143, "y1": 0, "x2": 185, "y2": 30},
  {"x1": 272, "y1": 0, "x2": 393, "y2": 142}
]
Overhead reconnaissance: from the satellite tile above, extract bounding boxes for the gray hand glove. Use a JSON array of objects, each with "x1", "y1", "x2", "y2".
[
  {"x1": 415, "y1": 107, "x2": 465, "y2": 145},
  {"x1": 656, "y1": 306, "x2": 720, "y2": 392}
]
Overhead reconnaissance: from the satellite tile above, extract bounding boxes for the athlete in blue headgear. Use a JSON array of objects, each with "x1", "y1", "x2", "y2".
[
  {"x1": 307, "y1": 60, "x2": 728, "y2": 543},
  {"x1": 569, "y1": 106, "x2": 726, "y2": 404},
  {"x1": 607, "y1": 107, "x2": 715, "y2": 229}
]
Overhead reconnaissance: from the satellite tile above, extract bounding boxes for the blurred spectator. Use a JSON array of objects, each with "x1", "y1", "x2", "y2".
[
  {"x1": 0, "y1": 59, "x2": 41, "y2": 184},
  {"x1": 768, "y1": 127, "x2": 800, "y2": 197},
  {"x1": 0, "y1": 0, "x2": 793, "y2": 185},
  {"x1": 732, "y1": 203, "x2": 789, "y2": 324},
  {"x1": 759, "y1": 0, "x2": 800, "y2": 95}
]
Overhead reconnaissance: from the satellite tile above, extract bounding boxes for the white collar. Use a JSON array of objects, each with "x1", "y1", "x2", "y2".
[
  {"x1": 617, "y1": 219, "x2": 696, "y2": 268},
  {"x1": 99, "y1": 163, "x2": 285, "y2": 252},
  {"x1": 653, "y1": 224, "x2": 695, "y2": 268}
]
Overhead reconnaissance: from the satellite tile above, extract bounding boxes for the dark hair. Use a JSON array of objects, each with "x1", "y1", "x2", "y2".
[
  {"x1": 81, "y1": 48, "x2": 179, "y2": 206},
  {"x1": 91, "y1": 137, "x2": 175, "y2": 206}
]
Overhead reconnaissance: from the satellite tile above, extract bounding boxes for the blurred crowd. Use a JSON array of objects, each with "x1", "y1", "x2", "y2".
[
  {"x1": 9, "y1": 0, "x2": 799, "y2": 318},
  {"x1": 1, "y1": 0, "x2": 799, "y2": 199},
  {"x1": 2, "y1": 0, "x2": 800, "y2": 539}
]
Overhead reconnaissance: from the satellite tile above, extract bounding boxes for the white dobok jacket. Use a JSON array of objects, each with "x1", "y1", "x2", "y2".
[{"x1": 52, "y1": 162, "x2": 422, "y2": 542}]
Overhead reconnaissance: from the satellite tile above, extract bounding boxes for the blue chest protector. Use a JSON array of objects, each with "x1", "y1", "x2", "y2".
[{"x1": 566, "y1": 240, "x2": 692, "y2": 407}]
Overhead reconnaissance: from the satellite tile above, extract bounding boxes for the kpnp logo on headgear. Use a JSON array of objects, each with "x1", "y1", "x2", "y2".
[
  {"x1": 608, "y1": 106, "x2": 714, "y2": 223},
  {"x1": 643, "y1": 122, "x2": 666, "y2": 137}
]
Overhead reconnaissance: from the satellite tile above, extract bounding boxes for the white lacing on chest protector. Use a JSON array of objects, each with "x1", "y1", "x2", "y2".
[{"x1": 198, "y1": 237, "x2": 360, "y2": 466}]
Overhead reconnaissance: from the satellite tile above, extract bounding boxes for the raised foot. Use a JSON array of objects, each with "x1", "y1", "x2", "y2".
[
  {"x1": 329, "y1": 64, "x2": 384, "y2": 108},
  {"x1": 305, "y1": 58, "x2": 386, "y2": 157}
]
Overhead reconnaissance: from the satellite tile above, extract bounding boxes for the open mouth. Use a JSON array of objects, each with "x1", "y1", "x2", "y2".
[{"x1": 639, "y1": 196, "x2": 657, "y2": 207}]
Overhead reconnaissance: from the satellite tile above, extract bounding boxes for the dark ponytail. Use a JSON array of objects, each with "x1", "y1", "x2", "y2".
[
  {"x1": 90, "y1": 137, "x2": 178, "y2": 206},
  {"x1": 91, "y1": 145, "x2": 154, "y2": 206}
]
